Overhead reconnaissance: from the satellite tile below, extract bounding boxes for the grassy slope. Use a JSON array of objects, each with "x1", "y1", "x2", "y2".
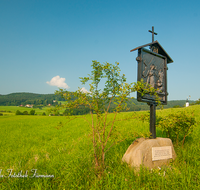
[
  {"x1": 0, "y1": 106, "x2": 57, "y2": 116},
  {"x1": 0, "y1": 106, "x2": 200, "y2": 189},
  {"x1": 0, "y1": 106, "x2": 66, "y2": 116}
]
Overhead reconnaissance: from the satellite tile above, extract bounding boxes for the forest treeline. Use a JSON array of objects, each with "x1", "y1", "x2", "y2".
[
  {"x1": 0, "y1": 92, "x2": 66, "y2": 106},
  {"x1": 0, "y1": 92, "x2": 195, "y2": 113}
]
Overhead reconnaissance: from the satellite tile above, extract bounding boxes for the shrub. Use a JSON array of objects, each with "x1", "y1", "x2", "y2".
[
  {"x1": 138, "y1": 112, "x2": 149, "y2": 122},
  {"x1": 173, "y1": 105, "x2": 181, "y2": 108},
  {"x1": 23, "y1": 111, "x2": 29, "y2": 115},
  {"x1": 16, "y1": 110, "x2": 23, "y2": 115},
  {"x1": 157, "y1": 111, "x2": 196, "y2": 146},
  {"x1": 30, "y1": 110, "x2": 35, "y2": 115},
  {"x1": 54, "y1": 111, "x2": 60, "y2": 116},
  {"x1": 0, "y1": 113, "x2": 3, "y2": 116}
]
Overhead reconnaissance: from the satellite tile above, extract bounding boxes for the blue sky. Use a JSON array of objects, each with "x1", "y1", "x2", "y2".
[{"x1": 0, "y1": 0, "x2": 199, "y2": 101}]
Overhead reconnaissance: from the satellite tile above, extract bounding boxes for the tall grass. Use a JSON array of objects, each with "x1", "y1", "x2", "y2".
[{"x1": 0, "y1": 105, "x2": 200, "y2": 189}]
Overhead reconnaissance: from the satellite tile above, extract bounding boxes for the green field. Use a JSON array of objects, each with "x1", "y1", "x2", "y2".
[
  {"x1": 0, "y1": 105, "x2": 200, "y2": 189},
  {"x1": 0, "y1": 106, "x2": 49, "y2": 115},
  {"x1": 0, "y1": 106, "x2": 67, "y2": 116}
]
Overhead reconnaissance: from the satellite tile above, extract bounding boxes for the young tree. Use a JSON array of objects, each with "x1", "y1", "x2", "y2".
[{"x1": 56, "y1": 60, "x2": 158, "y2": 176}]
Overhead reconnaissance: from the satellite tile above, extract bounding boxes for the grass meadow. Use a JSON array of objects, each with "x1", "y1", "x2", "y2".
[
  {"x1": 0, "y1": 106, "x2": 51, "y2": 116},
  {"x1": 0, "y1": 106, "x2": 67, "y2": 116},
  {"x1": 0, "y1": 105, "x2": 200, "y2": 189}
]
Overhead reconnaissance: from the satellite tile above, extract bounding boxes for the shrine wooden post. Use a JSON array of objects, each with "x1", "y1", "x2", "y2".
[{"x1": 130, "y1": 26, "x2": 173, "y2": 139}]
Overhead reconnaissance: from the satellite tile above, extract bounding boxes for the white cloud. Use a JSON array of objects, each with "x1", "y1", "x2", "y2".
[
  {"x1": 80, "y1": 87, "x2": 90, "y2": 93},
  {"x1": 46, "y1": 75, "x2": 69, "y2": 89}
]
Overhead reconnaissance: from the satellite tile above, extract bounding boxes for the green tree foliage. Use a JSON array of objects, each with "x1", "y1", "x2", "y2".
[
  {"x1": 15, "y1": 110, "x2": 23, "y2": 115},
  {"x1": 195, "y1": 98, "x2": 200, "y2": 105},
  {"x1": 47, "y1": 107, "x2": 60, "y2": 116},
  {"x1": 29, "y1": 110, "x2": 35, "y2": 115},
  {"x1": 173, "y1": 105, "x2": 182, "y2": 108},
  {"x1": 23, "y1": 111, "x2": 29, "y2": 115},
  {"x1": 0, "y1": 92, "x2": 189, "y2": 110},
  {"x1": 42, "y1": 112, "x2": 46, "y2": 116},
  {"x1": 0, "y1": 93, "x2": 64, "y2": 106},
  {"x1": 63, "y1": 106, "x2": 90, "y2": 116},
  {"x1": 56, "y1": 60, "x2": 158, "y2": 176},
  {"x1": 157, "y1": 111, "x2": 196, "y2": 146}
]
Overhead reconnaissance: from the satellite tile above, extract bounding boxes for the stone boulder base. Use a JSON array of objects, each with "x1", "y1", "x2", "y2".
[{"x1": 122, "y1": 137, "x2": 176, "y2": 169}]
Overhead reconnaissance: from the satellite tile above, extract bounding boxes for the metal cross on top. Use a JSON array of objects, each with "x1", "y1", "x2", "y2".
[{"x1": 148, "y1": 26, "x2": 157, "y2": 42}]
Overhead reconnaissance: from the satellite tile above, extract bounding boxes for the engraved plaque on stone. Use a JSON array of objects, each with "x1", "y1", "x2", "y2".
[{"x1": 152, "y1": 146, "x2": 172, "y2": 161}]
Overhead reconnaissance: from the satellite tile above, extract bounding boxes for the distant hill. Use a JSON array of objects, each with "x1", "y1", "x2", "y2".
[
  {"x1": 163, "y1": 100, "x2": 195, "y2": 109},
  {"x1": 0, "y1": 92, "x2": 65, "y2": 106},
  {"x1": 0, "y1": 92, "x2": 194, "y2": 110}
]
